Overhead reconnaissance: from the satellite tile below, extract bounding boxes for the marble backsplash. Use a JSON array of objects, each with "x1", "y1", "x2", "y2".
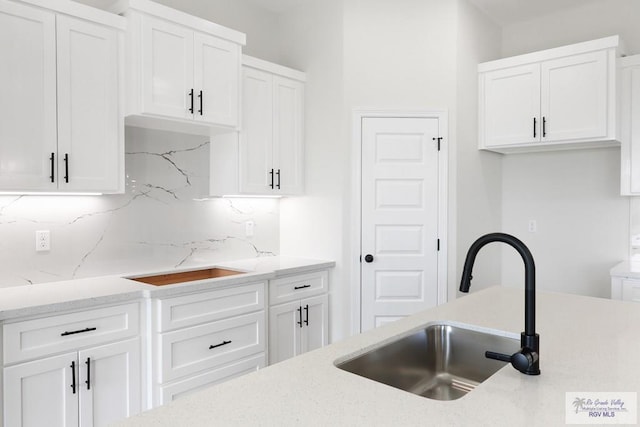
[{"x1": 0, "y1": 127, "x2": 279, "y2": 287}]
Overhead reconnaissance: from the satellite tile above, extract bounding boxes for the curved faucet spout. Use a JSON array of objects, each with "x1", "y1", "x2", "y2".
[{"x1": 459, "y1": 232, "x2": 540, "y2": 375}]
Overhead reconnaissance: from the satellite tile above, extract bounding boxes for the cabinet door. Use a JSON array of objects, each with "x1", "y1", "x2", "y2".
[
  {"x1": 141, "y1": 15, "x2": 194, "y2": 120},
  {"x1": 78, "y1": 338, "x2": 141, "y2": 427},
  {"x1": 56, "y1": 15, "x2": 121, "y2": 192},
  {"x1": 541, "y1": 50, "x2": 608, "y2": 142},
  {"x1": 480, "y1": 63, "x2": 541, "y2": 147},
  {"x1": 193, "y1": 32, "x2": 239, "y2": 127},
  {"x1": 625, "y1": 64, "x2": 640, "y2": 194},
  {"x1": 239, "y1": 67, "x2": 274, "y2": 194},
  {"x1": 0, "y1": 1, "x2": 57, "y2": 191},
  {"x1": 4, "y1": 352, "x2": 79, "y2": 427},
  {"x1": 268, "y1": 300, "x2": 302, "y2": 364},
  {"x1": 300, "y1": 294, "x2": 328, "y2": 355},
  {"x1": 622, "y1": 279, "x2": 640, "y2": 303},
  {"x1": 273, "y1": 76, "x2": 304, "y2": 195}
]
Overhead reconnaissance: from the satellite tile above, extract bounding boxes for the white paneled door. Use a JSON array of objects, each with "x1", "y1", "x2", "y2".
[{"x1": 361, "y1": 117, "x2": 441, "y2": 331}]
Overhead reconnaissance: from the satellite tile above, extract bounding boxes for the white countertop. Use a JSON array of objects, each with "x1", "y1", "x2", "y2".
[
  {"x1": 0, "y1": 256, "x2": 334, "y2": 320},
  {"x1": 114, "y1": 286, "x2": 640, "y2": 426},
  {"x1": 610, "y1": 260, "x2": 640, "y2": 279}
]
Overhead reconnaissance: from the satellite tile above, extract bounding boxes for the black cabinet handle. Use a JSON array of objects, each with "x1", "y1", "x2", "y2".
[
  {"x1": 188, "y1": 89, "x2": 194, "y2": 114},
  {"x1": 85, "y1": 357, "x2": 91, "y2": 390},
  {"x1": 50, "y1": 152, "x2": 55, "y2": 183},
  {"x1": 269, "y1": 169, "x2": 274, "y2": 189},
  {"x1": 294, "y1": 284, "x2": 311, "y2": 290},
  {"x1": 61, "y1": 327, "x2": 96, "y2": 337},
  {"x1": 70, "y1": 361, "x2": 76, "y2": 394},
  {"x1": 198, "y1": 90, "x2": 203, "y2": 115},
  {"x1": 63, "y1": 153, "x2": 69, "y2": 183},
  {"x1": 209, "y1": 340, "x2": 232, "y2": 350},
  {"x1": 542, "y1": 116, "x2": 547, "y2": 137},
  {"x1": 364, "y1": 254, "x2": 374, "y2": 263},
  {"x1": 304, "y1": 304, "x2": 309, "y2": 326},
  {"x1": 533, "y1": 117, "x2": 537, "y2": 138},
  {"x1": 297, "y1": 306, "x2": 303, "y2": 328},
  {"x1": 276, "y1": 169, "x2": 281, "y2": 189}
]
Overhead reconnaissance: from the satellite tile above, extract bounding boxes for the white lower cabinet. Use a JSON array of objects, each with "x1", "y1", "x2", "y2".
[
  {"x1": 269, "y1": 294, "x2": 328, "y2": 364},
  {"x1": 268, "y1": 271, "x2": 329, "y2": 364},
  {"x1": 2, "y1": 303, "x2": 142, "y2": 427},
  {"x1": 159, "y1": 354, "x2": 264, "y2": 403},
  {"x1": 152, "y1": 281, "x2": 266, "y2": 407},
  {"x1": 611, "y1": 275, "x2": 640, "y2": 303}
]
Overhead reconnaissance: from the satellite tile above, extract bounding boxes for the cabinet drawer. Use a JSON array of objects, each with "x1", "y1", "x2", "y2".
[
  {"x1": 156, "y1": 281, "x2": 265, "y2": 332},
  {"x1": 622, "y1": 279, "x2": 640, "y2": 303},
  {"x1": 269, "y1": 270, "x2": 328, "y2": 305},
  {"x1": 159, "y1": 311, "x2": 265, "y2": 383},
  {"x1": 158, "y1": 354, "x2": 265, "y2": 404},
  {"x1": 3, "y1": 303, "x2": 140, "y2": 364}
]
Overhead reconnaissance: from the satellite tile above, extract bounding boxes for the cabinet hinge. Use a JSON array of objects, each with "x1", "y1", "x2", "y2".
[{"x1": 433, "y1": 137, "x2": 443, "y2": 151}]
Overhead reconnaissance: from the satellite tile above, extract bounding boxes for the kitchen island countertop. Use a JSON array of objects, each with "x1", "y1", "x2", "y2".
[{"x1": 114, "y1": 286, "x2": 640, "y2": 426}]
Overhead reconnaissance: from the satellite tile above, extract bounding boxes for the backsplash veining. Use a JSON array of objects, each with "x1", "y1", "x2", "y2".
[{"x1": 0, "y1": 127, "x2": 279, "y2": 287}]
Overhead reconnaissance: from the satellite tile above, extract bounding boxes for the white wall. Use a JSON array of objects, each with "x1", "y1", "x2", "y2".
[
  {"x1": 278, "y1": 0, "x2": 503, "y2": 341},
  {"x1": 150, "y1": 0, "x2": 283, "y2": 62},
  {"x1": 498, "y1": 3, "x2": 635, "y2": 297},
  {"x1": 501, "y1": 0, "x2": 640, "y2": 57},
  {"x1": 501, "y1": 149, "x2": 628, "y2": 297},
  {"x1": 455, "y1": 0, "x2": 502, "y2": 296}
]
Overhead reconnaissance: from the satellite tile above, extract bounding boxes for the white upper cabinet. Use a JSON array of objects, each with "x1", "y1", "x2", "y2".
[
  {"x1": 57, "y1": 15, "x2": 122, "y2": 192},
  {"x1": 479, "y1": 36, "x2": 622, "y2": 153},
  {"x1": 0, "y1": 0, "x2": 124, "y2": 193},
  {"x1": 115, "y1": 0, "x2": 244, "y2": 136},
  {"x1": 481, "y1": 64, "x2": 541, "y2": 147},
  {"x1": 0, "y1": 1, "x2": 57, "y2": 191},
  {"x1": 210, "y1": 56, "x2": 305, "y2": 196},
  {"x1": 619, "y1": 55, "x2": 640, "y2": 195}
]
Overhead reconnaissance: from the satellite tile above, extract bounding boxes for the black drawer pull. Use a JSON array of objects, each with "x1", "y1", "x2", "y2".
[
  {"x1": 70, "y1": 360, "x2": 77, "y2": 394},
  {"x1": 209, "y1": 340, "x2": 232, "y2": 350},
  {"x1": 294, "y1": 284, "x2": 311, "y2": 290},
  {"x1": 85, "y1": 357, "x2": 91, "y2": 390},
  {"x1": 50, "y1": 152, "x2": 55, "y2": 183},
  {"x1": 61, "y1": 327, "x2": 96, "y2": 337},
  {"x1": 63, "y1": 153, "x2": 69, "y2": 183}
]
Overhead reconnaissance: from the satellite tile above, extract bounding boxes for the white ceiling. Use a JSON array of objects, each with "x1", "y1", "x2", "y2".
[{"x1": 75, "y1": 0, "x2": 602, "y2": 26}]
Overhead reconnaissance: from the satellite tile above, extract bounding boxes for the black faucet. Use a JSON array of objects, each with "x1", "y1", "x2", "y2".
[{"x1": 459, "y1": 232, "x2": 540, "y2": 375}]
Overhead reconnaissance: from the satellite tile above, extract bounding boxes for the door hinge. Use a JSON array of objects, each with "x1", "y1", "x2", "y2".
[
  {"x1": 437, "y1": 239, "x2": 440, "y2": 251},
  {"x1": 433, "y1": 137, "x2": 443, "y2": 151}
]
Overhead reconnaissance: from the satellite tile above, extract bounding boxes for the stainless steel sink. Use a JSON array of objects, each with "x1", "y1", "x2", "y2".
[{"x1": 335, "y1": 322, "x2": 519, "y2": 401}]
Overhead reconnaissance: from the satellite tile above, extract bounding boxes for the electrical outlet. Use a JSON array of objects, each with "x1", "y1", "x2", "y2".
[
  {"x1": 245, "y1": 221, "x2": 255, "y2": 237},
  {"x1": 35, "y1": 230, "x2": 50, "y2": 252}
]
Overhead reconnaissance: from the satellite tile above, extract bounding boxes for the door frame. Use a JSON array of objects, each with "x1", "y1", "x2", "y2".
[{"x1": 350, "y1": 109, "x2": 449, "y2": 335}]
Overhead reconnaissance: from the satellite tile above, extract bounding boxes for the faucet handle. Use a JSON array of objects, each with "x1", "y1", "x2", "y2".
[{"x1": 485, "y1": 349, "x2": 540, "y2": 375}]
